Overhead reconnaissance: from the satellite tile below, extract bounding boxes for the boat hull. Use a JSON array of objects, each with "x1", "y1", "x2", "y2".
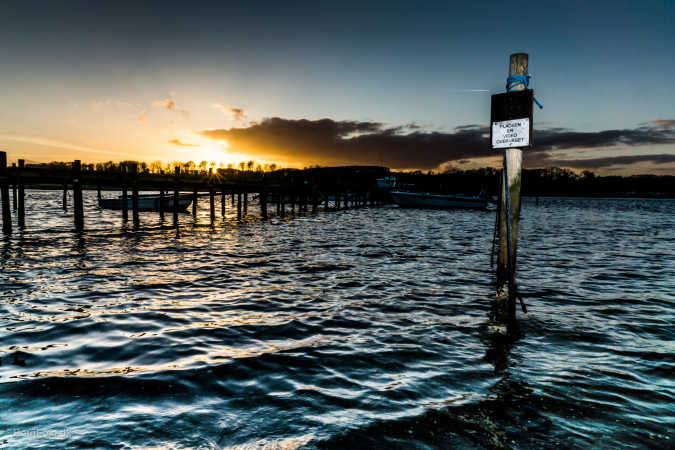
[
  {"x1": 391, "y1": 191, "x2": 489, "y2": 210},
  {"x1": 99, "y1": 195, "x2": 192, "y2": 212}
]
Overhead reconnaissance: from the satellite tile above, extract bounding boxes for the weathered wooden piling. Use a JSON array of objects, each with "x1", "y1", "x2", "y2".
[
  {"x1": 12, "y1": 163, "x2": 17, "y2": 212},
  {"x1": 494, "y1": 52, "x2": 528, "y2": 324},
  {"x1": 72, "y1": 160, "x2": 84, "y2": 231},
  {"x1": 221, "y1": 190, "x2": 226, "y2": 216},
  {"x1": 0, "y1": 152, "x2": 11, "y2": 235},
  {"x1": 192, "y1": 186, "x2": 198, "y2": 217},
  {"x1": 260, "y1": 188, "x2": 268, "y2": 219},
  {"x1": 97, "y1": 185, "x2": 102, "y2": 201},
  {"x1": 237, "y1": 192, "x2": 242, "y2": 218},
  {"x1": 159, "y1": 188, "x2": 165, "y2": 221},
  {"x1": 131, "y1": 163, "x2": 140, "y2": 228},
  {"x1": 173, "y1": 167, "x2": 180, "y2": 227},
  {"x1": 209, "y1": 186, "x2": 215, "y2": 222},
  {"x1": 17, "y1": 160, "x2": 25, "y2": 229},
  {"x1": 243, "y1": 190, "x2": 248, "y2": 214},
  {"x1": 121, "y1": 164, "x2": 128, "y2": 222}
]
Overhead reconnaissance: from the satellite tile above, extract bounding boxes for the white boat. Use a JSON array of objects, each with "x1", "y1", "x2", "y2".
[
  {"x1": 391, "y1": 191, "x2": 490, "y2": 210},
  {"x1": 99, "y1": 194, "x2": 192, "y2": 212}
]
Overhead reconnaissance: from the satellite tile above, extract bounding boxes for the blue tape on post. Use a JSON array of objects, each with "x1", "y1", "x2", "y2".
[{"x1": 506, "y1": 73, "x2": 543, "y2": 109}]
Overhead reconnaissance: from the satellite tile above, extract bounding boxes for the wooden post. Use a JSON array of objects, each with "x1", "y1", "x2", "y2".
[
  {"x1": 97, "y1": 185, "x2": 102, "y2": 201},
  {"x1": 11, "y1": 163, "x2": 17, "y2": 211},
  {"x1": 231, "y1": 192, "x2": 235, "y2": 206},
  {"x1": 280, "y1": 190, "x2": 285, "y2": 215},
  {"x1": 159, "y1": 188, "x2": 165, "y2": 221},
  {"x1": 173, "y1": 166, "x2": 180, "y2": 227},
  {"x1": 243, "y1": 190, "x2": 248, "y2": 214},
  {"x1": 0, "y1": 152, "x2": 11, "y2": 235},
  {"x1": 72, "y1": 160, "x2": 84, "y2": 231},
  {"x1": 495, "y1": 52, "x2": 527, "y2": 325},
  {"x1": 131, "y1": 163, "x2": 139, "y2": 228},
  {"x1": 17, "y1": 159, "x2": 25, "y2": 229},
  {"x1": 121, "y1": 164, "x2": 128, "y2": 222},
  {"x1": 260, "y1": 188, "x2": 268, "y2": 219},
  {"x1": 237, "y1": 191, "x2": 242, "y2": 219},
  {"x1": 276, "y1": 191, "x2": 281, "y2": 214},
  {"x1": 221, "y1": 190, "x2": 226, "y2": 216},
  {"x1": 209, "y1": 186, "x2": 215, "y2": 222},
  {"x1": 192, "y1": 186, "x2": 198, "y2": 217},
  {"x1": 312, "y1": 188, "x2": 318, "y2": 213}
]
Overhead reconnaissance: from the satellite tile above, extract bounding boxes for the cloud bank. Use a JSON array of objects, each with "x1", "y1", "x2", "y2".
[{"x1": 198, "y1": 117, "x2": 675, "y2": 171}]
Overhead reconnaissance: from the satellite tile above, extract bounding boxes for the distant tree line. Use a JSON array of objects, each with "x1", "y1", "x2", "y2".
[
  {"x1": 25, "y1": 160, "x2": 278, "y2": 175},
  {"x1": 396, "y1": 167, "x2": 675, "y2": 198}
]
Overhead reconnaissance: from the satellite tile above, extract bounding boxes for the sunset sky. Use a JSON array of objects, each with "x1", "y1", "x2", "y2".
[{"x1": 1, "y1": 0, "x2": 674, "y2": 174}]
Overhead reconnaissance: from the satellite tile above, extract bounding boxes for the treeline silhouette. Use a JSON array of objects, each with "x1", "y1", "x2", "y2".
[
  {"x1": 22, "y1": 161, "x2": 674, "y2": 197},
  {"x1": 398, "y1": 167, "x2": 675, "y2": 198}
]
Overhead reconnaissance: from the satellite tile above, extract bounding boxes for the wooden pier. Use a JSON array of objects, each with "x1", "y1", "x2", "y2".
[{"x1": 0, "y1": 152, "x2": 391, "y2": 234}]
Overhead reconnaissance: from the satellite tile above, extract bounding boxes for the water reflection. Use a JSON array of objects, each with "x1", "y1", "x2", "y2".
[{"x1": 0, "y1": 192, "x2": 673, "y2": 448}]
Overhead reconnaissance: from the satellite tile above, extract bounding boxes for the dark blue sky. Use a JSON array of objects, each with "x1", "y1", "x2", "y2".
[{"x1": 1, "y1": 0, "x2": 673, "y2": 172}]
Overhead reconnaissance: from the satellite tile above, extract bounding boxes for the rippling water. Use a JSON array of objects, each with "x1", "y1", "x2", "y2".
[{"x1": 1, "y1": 191, "x2": 673, "y2": 448}]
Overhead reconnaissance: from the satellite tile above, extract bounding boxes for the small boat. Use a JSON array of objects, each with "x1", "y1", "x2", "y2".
[
  {"x1": 391, "y1": 191, "x2": 491, "y2": 210},
  {"x1": 99, "y1": 194, "x2": 192, "y2": 212}
]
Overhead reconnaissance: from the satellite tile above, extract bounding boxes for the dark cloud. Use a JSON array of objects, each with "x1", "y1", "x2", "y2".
[
  {"x1": 198, "y1": 117, "x2": 675, "y2": 170},
  {"x1": 168, "y1": 139, "x2": 197, "y2": 147}
]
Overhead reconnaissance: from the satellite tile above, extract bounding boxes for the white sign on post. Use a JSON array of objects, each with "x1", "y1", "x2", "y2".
[{"x1": 492, "y1": 118, "x2": 530, "y2": 149}]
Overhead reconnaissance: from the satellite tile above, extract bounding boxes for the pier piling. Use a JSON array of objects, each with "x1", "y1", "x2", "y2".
[
  {"x1": 121, "y1": 164, "x2": 128, "y2": 222},
  {"x1": 192, "y1": 186, "x2": 198, "y2": 217},
  {"x1": 1, "y1": 152, "x2": 11, "y2": 235},
  {"x1": 17, "y1": 160, "x2": 25, "y2": 229},
  {"x1": 221, "y1": 190, "x2": 226, "y2": 216},
  {"x1": 73, "y1": 160, "x2": 84, "y2": 231},
  {"x1": 12, "y1": 163, "x2": 17, "y2": 212},
  {"x1": 159, "y1": 188, "x2": 165, "y2": 221},
  {"x1": 209, "y1": 187, "x2": 215, "y2": 222},
  {"x1": 173, "y1": 167, "x2": 180, "y2": 227},
  {"x1": 131, "y1": 163, "x2": 140, "y2": 228}
]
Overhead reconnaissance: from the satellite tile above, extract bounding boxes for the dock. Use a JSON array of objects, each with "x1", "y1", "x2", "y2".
[{"x1": 0, "y1": 152, "x2": 391, "y2": 234}]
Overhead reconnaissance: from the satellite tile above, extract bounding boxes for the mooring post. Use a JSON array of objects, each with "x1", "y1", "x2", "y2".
[
  {"x1": 11, "y1": 163, "x2": 17, "y2": 212},
  {"x1": 192, "y1": 186, "x2": 198, "y2": 217},
  {"x1": 131, "y1": 163, "x2": 139, "y2": 228},
  {"x1": 159, "y1": 188, "x2": 165, "y2": 221},
  {"x1": 72, "y1": 160, "x2": 84, "y2": 231},
  {"x1": 121, "y1": 164, "x2": 128, "y2": 222},
  {"x1": 495, "y1": 52, "x2": 528, "y2": 324},
  {"x1": 0, "y1": 152, "x2": 11, "y2": 235},
  {"x1": 312, "y1": 187, "x2": 318, "y2": 213},
  {"x1": 260, "y1": 188, "x2": 268, "y2": 219},
  {"x1": 221, "y1": 189, "x2": 226, "y2": 216},
  {"x1": 97, "y1": 185, "x2": 102, "y2": 201},
  {"x1": 17, "y1": 159, "x2": 25, "y2": 229},
  {"x1": 236, "y1": 191, "x2": 242, "y2": 219},
  {"x1": 209, "y1": 186, "x2": 215, "y2": 222},
  {"x1": 173, "y1": 166, "x2": 180, "y2": 227},
  {"x1": 280, "y1": 190, "x2": 285, "y2": 215}
]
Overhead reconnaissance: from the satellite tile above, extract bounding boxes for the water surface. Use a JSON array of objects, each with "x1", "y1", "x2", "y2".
[{"x1": 1, "y1": 192, "x2": 673, "y2": 448}]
